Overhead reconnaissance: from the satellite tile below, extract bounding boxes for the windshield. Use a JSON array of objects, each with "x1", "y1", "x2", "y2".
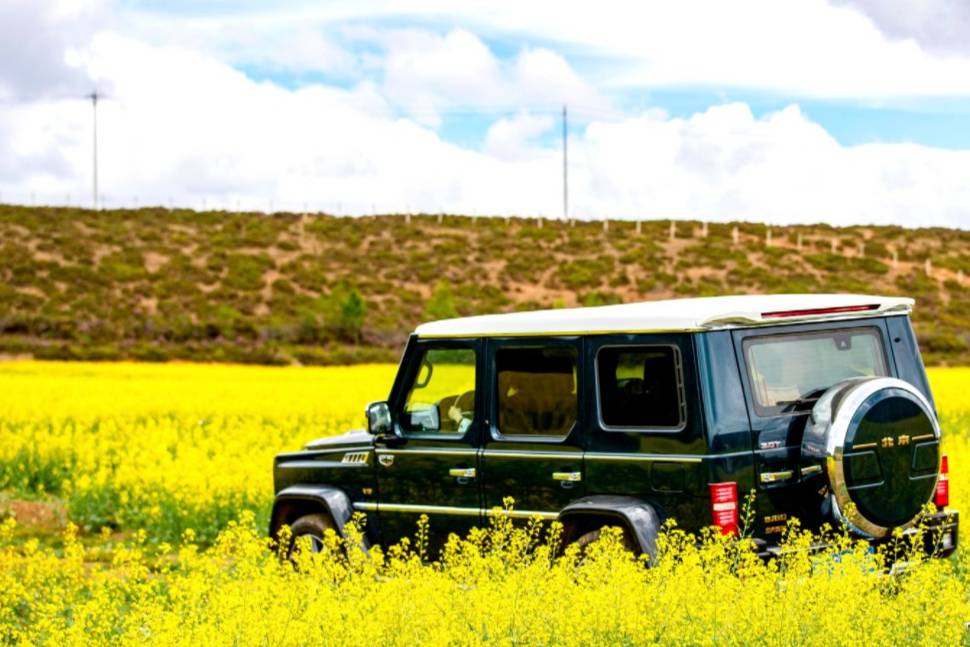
[{"x1": 743, "y1": 327, "x2": 888, "y2": 416}]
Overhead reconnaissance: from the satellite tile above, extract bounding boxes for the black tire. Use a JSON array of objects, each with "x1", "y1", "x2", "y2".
[
  {"x1": 573, "y1": 525, "x2": 636, "y2": 553},
  {"x1": 287, "y1": 513, "x2": 337, "y2": 559}
]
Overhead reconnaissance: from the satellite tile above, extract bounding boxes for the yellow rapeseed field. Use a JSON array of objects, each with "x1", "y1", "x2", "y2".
[
  {"x1": 0, "y1": 361, "x2": 396, "y2": 541},
  {"x1": 0, "y1": 361, "x2": 968, "y2": 645}
]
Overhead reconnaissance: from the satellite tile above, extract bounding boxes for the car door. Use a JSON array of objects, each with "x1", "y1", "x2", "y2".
[
  {"x1": 583, "y1": 334, "x2": 710, "y2": 528},
  {"x1": 376, "y1": 338, "x2": 483, "y2": 552},
  {"x1": 481, "y1": 337, "x2": 585, "y2": 519}
]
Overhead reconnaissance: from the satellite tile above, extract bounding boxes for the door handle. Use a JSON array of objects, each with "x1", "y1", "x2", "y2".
[
  {"x1": 552, "y1": 471, "x2": 582, "y2": 482},
  {"x1": 759, "y1": 470, "x2": 794, "y2": 484},
  {"x1": 449, "y1": 467, "x2": 477, "y2": 479}
]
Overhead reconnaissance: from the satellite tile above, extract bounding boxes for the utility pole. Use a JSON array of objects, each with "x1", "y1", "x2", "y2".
[
  {"x1": 88, "y1": 91, "x2": 102, "y2": 210},
  {"x1": 562, "y1": 105, "x2": 568, "y2": 221}
]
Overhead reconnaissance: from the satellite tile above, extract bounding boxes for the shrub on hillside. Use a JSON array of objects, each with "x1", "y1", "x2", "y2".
[
  {"x1": 555, "y1": 257, "x2": 615, "y2": 290},
  {"x1": 424, "y1": 281, "x2": 459, "y2": 321},
  {"x1": 222, "y1": 254, "x2": 274, "y2": 292},
  {"x1": 1, "y1": 205, "x2": 968, "y2": 365}
]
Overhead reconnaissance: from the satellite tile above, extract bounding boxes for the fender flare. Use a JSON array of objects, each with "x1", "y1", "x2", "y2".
[
  {"x1": 558, "y1": 495, "x2": 662, "y2": 562},
  {"x1": 269, "y1": 484, "x2": 356, "y2": 540}
]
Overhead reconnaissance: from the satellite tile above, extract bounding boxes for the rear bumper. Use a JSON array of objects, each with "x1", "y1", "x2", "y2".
[
  {"x1": 758, "y1": 509, "x2": 959, "y2": 560},
  {"x1": 914, "y1": 509, "x2": 959, "y2": 558}
]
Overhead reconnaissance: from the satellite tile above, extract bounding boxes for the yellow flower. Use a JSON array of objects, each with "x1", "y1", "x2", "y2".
[{"x1": 0, "y1": 360, "x2": 966, "y2": 645}]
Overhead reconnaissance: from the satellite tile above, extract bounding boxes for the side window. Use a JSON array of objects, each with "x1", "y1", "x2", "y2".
[
  {"x1": 496, "y1": 346, "x2": 577, "y2": 437},
  {"x1": 402, "y1": 347, "x2": 476, "y2": 435},
  {"x1": 597, "y1": 346, "x2": 685, "y2": 429}
]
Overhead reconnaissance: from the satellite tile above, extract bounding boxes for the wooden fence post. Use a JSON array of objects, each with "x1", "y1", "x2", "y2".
[
  {"x1": 635, "y1": 220, "x2": 642, "y2": 235},
  {"x1": 766, "y1": 227, "x2": 772, "y2": 247},
  {"x1": 670, "y1": 221, "x2": 676, "y2": 241},
  {"x1": 925, "y1": 258, "x2": 933, "y2": 277},
  {"x1": 732, "y1": 226, "x2": 739, "y2": 245}
]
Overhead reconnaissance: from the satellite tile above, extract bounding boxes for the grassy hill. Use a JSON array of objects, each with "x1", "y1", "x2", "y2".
[{"x1": 1, "y1": 204, "x2": 969, "y2": 365}]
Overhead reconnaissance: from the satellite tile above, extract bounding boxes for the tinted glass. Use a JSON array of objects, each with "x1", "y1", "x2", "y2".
[
  {"x1": 402, "y1": 348, "x2": 476, "y2": 434},
  {"x1": 597, "y1": 346, "x2": 684, "y2": 428},
  {"x1": 744, "y1": 327, "x2": 888, "y2": 415},
  {"x1": 496, "y1": 346, "x2": 577, "y2": 437}
]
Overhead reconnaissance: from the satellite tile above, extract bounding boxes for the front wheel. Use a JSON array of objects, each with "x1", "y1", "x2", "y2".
[{"x1": 287, "y1": 513, "x2": 337, "y2": 558}]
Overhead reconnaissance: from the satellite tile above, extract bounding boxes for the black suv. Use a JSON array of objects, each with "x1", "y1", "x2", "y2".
[{"x1": 270, "y1": 294, "x2": 959, "y2": 559}]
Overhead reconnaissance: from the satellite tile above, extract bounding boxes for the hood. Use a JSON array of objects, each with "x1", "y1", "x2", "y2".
[{"x1": 304, "y1": 428, "x2": 373, "y2": 451}]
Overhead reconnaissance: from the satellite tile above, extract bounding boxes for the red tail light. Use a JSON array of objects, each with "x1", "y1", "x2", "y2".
[
  {"x1": 761, "y1": 304, "x2": 879, "y2": 319},
  {"x1": 710, "y1": 482, "x2": 739, "y2": 536},
  {"x1": 935, "y1": 455, "x2": 949, "y2": 508}
]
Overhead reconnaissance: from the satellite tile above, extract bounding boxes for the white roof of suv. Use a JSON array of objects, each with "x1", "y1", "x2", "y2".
[{"x1": 415, "y1": 294, "x2": 914, "y2": 338}]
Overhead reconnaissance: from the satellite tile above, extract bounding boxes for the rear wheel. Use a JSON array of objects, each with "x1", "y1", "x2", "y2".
[{"x1": 573, "y1": 525, "x2": 636, "y2": 553}]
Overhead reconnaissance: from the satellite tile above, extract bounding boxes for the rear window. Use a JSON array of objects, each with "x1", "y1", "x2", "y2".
[{"x1": 743, "y1": 327, "x2": 888, "y2": 416}]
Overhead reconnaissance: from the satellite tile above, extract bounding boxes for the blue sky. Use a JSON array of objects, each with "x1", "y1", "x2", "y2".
[
  {"x1": 194, "y1": 7, "x2": 970, "y2": 150},
  {"x1": 2, "y1": 0, "x2": 970, "y2": 226},
  {"x1": 238, "y1": 63, "x2": 970, "y2": 150}
]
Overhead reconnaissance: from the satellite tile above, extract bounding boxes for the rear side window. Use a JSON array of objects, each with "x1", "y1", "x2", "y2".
[
  {"x1": 743, "y1": 327, "x2": 888, "y2": 416},
  {"x1": 597, "y1": 346, "x2": 685, "y2": 430},
  {"x1": 496, "y1": 346, "x2": 577, "y2": 437}
]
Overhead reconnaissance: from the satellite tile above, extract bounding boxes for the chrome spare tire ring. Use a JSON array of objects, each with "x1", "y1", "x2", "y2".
[{"x1": 802, "y1": 377, "x2": 941, "y2": 539}]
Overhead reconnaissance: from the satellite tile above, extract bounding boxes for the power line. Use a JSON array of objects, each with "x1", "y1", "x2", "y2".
[
  {"x1": 389, "y1": 103, "x2": 616, "y2": 120},
  {"x1": 3, "y1": 92, "x2": 612, "y2": 216}
]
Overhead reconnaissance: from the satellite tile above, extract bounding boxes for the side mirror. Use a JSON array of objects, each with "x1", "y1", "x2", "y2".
[{"x1": 365, "y1": 401, "x2": 393, "y2": 437}]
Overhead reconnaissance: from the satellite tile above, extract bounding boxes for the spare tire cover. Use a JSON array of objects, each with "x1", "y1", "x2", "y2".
[{"x1": 801, "y1": 377, "x2": 941, "y2": 538}]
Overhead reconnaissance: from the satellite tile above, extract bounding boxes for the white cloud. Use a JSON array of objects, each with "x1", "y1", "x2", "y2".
[
  {"x1": 372, "y1": 28, "x2": 609, "y2": 125},
  {"x1": 2, "y1": 1, "x2": 970, "y2": 228},
  {"x1": 498, "y1": 0, "x2": 970, "y2": 98},
  {"x1": 378, "y1": 28, "x2": 506, "y2": 126},
  {"x1": 570, "y1": 104, "x2": 970, "y2": 226},
  {"x1": 511, "y1": 47, "x2": 605, "y2": 111},
  {"x1": 220, "y1": 28, "x2": 358, "y2": 77},
  {"x1": 839, "y1": 0, "x2": 970, "y2": 57},
  {"x1": 0, "y1": 0, "x2": 108, "y2": 101},
  {"x1": 121, "y1": 9, "x2": 361, "y2": 80},
  {"x1": 484, "y1": 112, "x2": 555, "y2": 161},
  {"x1": 149, "y1": 0, "x2": 970, "y2": 99},
  {"x1": 3, "y1": 31, "x2": 969, "y2": 227}
]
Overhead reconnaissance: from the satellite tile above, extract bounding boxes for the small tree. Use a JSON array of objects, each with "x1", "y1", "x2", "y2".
[
  {"x1": 318, "y1": 284, "x2": 366, "y2": 344},
  {"x1": 338, "y1": 288, "x2": 365, "y2": 344},
  {"x1": 424, "y1": 281, "x2": 459, "y2": 321}
]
